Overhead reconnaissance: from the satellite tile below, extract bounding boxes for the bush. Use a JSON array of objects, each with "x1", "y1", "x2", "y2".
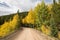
[
  {"x1": 41, "y1": 25, "x2": 51, "y2": 35},
  {"x1": 58, "y1": 31, "x2": 60, "y2": 39}
]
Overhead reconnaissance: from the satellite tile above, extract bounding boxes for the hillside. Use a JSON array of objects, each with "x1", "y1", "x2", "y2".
[{"x1": 0, "y1": 12, "x2": 28, "y2": 25}]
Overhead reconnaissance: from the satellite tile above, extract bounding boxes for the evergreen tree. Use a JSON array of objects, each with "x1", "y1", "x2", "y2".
[
  {"x1": 58, "y1": 0, "x2": 60, "y2": 3},
  {"x1": 50, "y1": 0, "x2": 60, "y2": 37},
  {"x1": 17, "y1": 9, "x2": 20, "y2": 16},
  {"x1": 49, "y1": 12, "x2": 58, "y2": 37},
  {"x1": 17, "y1": 9, "x2": 20, "y2": 13},
  {"x1": 52, "y1": 0, "x2": 60, "y2": 24},
  {"x1": 17, "y1": 10, "x2": 21, "y2": 28},
  {"x1": 53, "y1": 0, "x2": 56, "y2": 4}
]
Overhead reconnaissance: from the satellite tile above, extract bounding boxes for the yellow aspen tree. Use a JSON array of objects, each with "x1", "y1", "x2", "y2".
[
  {"x1": 10, "y1": 13, "x2": 20, "y2": 29},
  {"x1": 0, "y1": 13, "x2": 20, "y2": 38},
  {"x1": 22, "y1": 9, "x2": 34, "y2": 24}
]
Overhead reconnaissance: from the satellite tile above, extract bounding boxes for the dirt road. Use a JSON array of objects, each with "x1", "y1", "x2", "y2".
[{"x1": 1, "y1": 27, "x2": 58, "y2": 40}]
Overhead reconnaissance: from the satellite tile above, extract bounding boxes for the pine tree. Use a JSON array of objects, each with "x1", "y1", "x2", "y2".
[
  {"x1": 52, "y1": 0, "x2": 60, "y2": 24},
  {"x1": 17, "y1": 9, "x2": 20, "y2": 14},
  {"x1": 49, "y1": 12, "x2": 58, "y2": 37},
  {"x1": 17, "y1": 10, "x2": 22, "y2": 27},
  {"x1": 58, "y1": 0, "x2": 60, "y2": 3},
  {"x1": 17, "y1": 9, "x2": 20, "y2": 17},
  {"x1": 50, "y1": 0, "x2": 60, "y2": 37},
  {"x1": 53, "y1": 0, "x2": 56, "y2": 4}
]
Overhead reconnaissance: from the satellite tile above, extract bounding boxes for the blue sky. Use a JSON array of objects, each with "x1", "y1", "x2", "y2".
[
  {"x1": 45, "y1": 0, "x2": 52, "y2": 2},
  {"x1": 0, "y1": 0, "x2": 57, "y2": 16}
]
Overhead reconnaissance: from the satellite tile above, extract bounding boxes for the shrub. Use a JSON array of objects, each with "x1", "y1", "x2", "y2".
[
  {"x1": 58, "y1": 31, "x2": 60, "y2": 39},
  {"x1": 41, "y1": 25, "x2": 51, "y2": 35}
]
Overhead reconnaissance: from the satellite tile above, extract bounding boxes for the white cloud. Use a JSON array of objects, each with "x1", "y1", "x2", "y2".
[
  {"x1": 0, "y1": 0, "x2": 41, "y2": 12},
  {"x1": 0, "y1": 2, "x2": 17, "y2": 12},
  {"x1": 0, "y1": 0, "x2": 53, "y2": 16},
  {"x1": 0, "y1": 5, "x2": 19, "y2": 16},
  {"x1": 0, "y1": 0, "x2": 53, "y2": 11}
]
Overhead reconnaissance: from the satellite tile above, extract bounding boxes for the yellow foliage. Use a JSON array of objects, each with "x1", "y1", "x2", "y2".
[
  {"x1": 22, "y1": 18, "x2": 27, "y2": 24},
  {"x1": 58, "y1": 32, "x2": 60, "y2": 39},
  {"x1": 41, "y1": 25, "x2": 51, "y2": 35},
  {"x1": 0, "y1": 22, "x2": 10, "y2": 37},
  {"x1": 22, "y1": 9, "x2": 34, "y2": 24},
  {"x1": 10, "y1": 14, "x2": 19, "y2": 29},
  {"x1": 0, "y1": 14, "x2": 19, "y2": 38},
  {"x1": 48, "y1": 4, "x2": 52, "y2": 11}
]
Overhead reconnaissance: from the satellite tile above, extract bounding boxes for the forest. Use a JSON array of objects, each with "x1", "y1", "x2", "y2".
[{"x1": 0, "y1": 0, "x2": 60, "y2": 40}]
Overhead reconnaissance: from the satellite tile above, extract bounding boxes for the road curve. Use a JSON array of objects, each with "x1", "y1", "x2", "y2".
[{"x1": 2, "y1": 27, "x2": 59, "y2": 40}]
